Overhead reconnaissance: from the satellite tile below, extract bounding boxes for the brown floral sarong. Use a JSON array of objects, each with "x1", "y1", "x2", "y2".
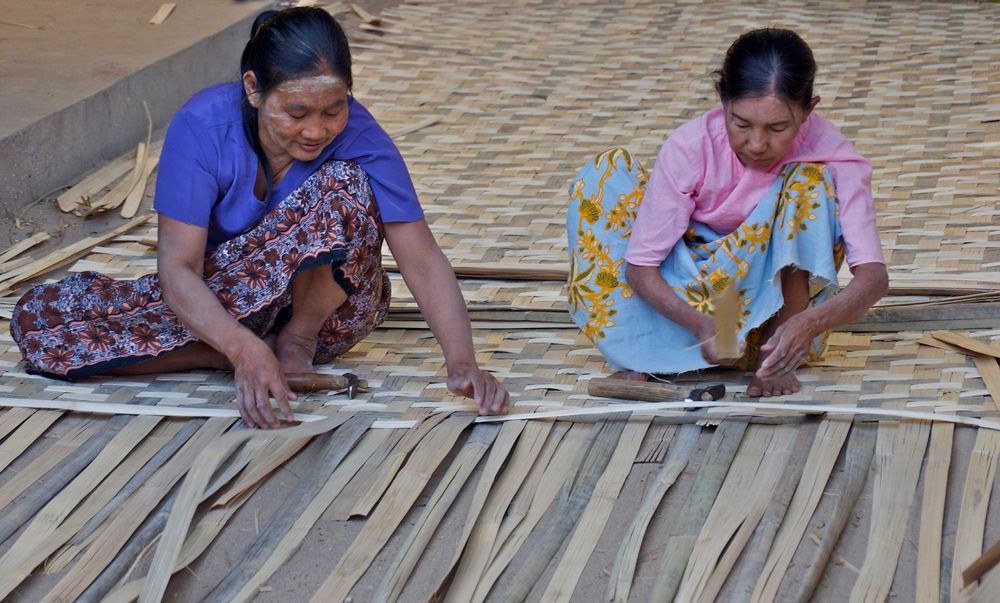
[{"x1": 11, "y1": 160, "x2": 390, "y2": 380}]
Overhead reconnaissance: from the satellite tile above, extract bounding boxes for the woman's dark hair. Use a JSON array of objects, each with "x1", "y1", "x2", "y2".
[
  {"x1": 715, "y1": 28, "x2": 816, "y2": 110},
  {"x1": 240, "y1": 8, "x2": 352, "y2": 200}
]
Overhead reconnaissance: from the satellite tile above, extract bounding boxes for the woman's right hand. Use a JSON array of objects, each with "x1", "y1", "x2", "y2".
[
  {"x1": 694, "y1": 316, "x2": 743, "y2": 366},
  {"x1": 230, "y1": 336, "x2": 297, "y2": 429}
]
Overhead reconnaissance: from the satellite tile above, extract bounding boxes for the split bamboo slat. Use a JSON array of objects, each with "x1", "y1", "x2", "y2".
[
  {"x1": 728, "y1": 421, "x2": 818, "y2": 599},
  {"x1": 0, "y1": 214, "x2": 152, "y2": 297},
  {"x1": 46, "y1": 420, "x2": 205, "y2": 574},
  {"x1": 473, "y1": 423, "x2": 592, "y2": 601},
  {"x1": 0, "y1": 407, "x2": 35, "y2": 440},
  {"x1": 374, "y1": 424, "x2": 500, "y2": 602},
  {"x1": 487, "y1": 422, "x2": 569, "y2": 569},
  {"x1": 0, "y1": 416, "x2": 163, "y2": 598},
  {"x1": 713, "y1": 284, "x2": 739, "y2": 360},
  {"x1": 346, "y1": 410, "x2": 450, "y2": 518},
  {"x1": 750, "y1": 418, "x2": 853, "y2": 603},
  {"x1": 950, "y1": 430, "x2": 1000, "y2": 601},
  {"x1": 47, "y1": 417, "x2": 234, "y2": 603},
  {"x1": 446, "y1": 420, "x2": 553, "y2": 603},
  {"x1": 55, "y1": 155, "x2": 135, "y2": 212},
  {"x1": 426, "y1": 419, "x2": 527, "y2": 598},
  {"x1": 204, "y1": 416, "x2": 374, "y2": 602},
  {"x1": 0, "y1": 420, "x2": 99, "y2": 513},
  {"x1": 650, "y1": 420, "x2": 748, "y2": 602},
  {"x1": 0, "y1": 409, "x2": 61, "y2": 472},
  {"x1": 784, "y1": 423, "x2": 877, "y2": 602},
  {"x1": 0, "y1": 232, "x2": 50, "y2": 264},
  {"x1": 608, "y1": 424, "x2": 694, "y2": 602},
  {"x1": 497, "y1": 419, "x2": 627, "y2": 603},
  {"x1": 675, "y1": 424, "x2": 798, "y2": 603},
  {"x1": 916, "y1": 422, "x2": 954, "y2": 603},
  {"x1": 850, "y1": 419, "x2": 931, "y2": 603},
  {"x1": 540, "y1": 418, "x2": 650, "y2": 603},
  {"x1": 308, "y1": 414, "x2": 475, "y2": 602},
  {"x1": 139, "y1": 413, "x2": 355, "y2": 602},
  {"x1": 148, "y1": 3, "x2": 176, "y2": 25}
]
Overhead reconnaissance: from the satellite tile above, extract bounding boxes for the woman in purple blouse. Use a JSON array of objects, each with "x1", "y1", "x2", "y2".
[{"x1": 11, "y1": 8, "x2": 509, "y2": 427}]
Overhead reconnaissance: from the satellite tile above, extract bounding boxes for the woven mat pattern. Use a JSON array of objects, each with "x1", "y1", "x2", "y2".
[{"x1": 351, "y1": 0, "x2": 1000, "y2": 286}]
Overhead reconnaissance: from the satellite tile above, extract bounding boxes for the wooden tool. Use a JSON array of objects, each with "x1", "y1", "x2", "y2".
[
  {"x1": 588, "y1": 377, "x2": 725, "y2": 402},
  {"x1": 284, "y1": 373, "x2": 367, "y2": 398}
]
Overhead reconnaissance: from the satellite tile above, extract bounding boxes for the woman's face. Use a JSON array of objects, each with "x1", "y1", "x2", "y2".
[
  {"x1": 723, "y1": 94, "x2": 818, "y2": 171},
  {"x1": 244, "y1": 71, "x2": 350, "y2": 164}
]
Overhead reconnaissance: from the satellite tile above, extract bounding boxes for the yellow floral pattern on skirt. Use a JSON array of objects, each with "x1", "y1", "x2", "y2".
[{"x1": 566, "y1": 147, "x2": 845, "y2": 373}]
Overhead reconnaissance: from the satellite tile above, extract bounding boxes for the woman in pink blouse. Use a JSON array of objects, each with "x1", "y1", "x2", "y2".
[{"x1": 567, "y1": 28, "x2": 888, "y2": 397}]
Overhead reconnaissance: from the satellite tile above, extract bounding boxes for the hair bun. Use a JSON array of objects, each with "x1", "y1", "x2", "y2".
[{"x1": 250, "y1": 10, "x2": 278, "y2": 40}]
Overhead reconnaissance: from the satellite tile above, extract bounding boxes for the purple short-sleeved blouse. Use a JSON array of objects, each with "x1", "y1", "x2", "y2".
[{"x1": 153, "y1": 82, "x2": 424, "y2": 247}]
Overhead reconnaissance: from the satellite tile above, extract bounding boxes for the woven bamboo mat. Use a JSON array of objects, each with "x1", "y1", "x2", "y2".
[{"x1": 1, "y1": 1, "x2": 1000, "y2": 601}]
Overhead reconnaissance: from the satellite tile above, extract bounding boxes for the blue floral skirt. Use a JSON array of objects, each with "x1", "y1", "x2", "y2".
[
  {"x1": 11, "y1": 160, "x2": 390, "y2": 380},
  {"x1": 566, "y1": 148, "x2": 845, "y2": 373}
]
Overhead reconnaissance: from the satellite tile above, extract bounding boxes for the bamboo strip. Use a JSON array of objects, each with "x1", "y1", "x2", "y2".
[
  {"x1": 498, "y1": 420, "x2": 627, "y2": 603},
  {"x1": 850, "y1": 419, "x2": 931, "y2": 603},
  {"x1": 374, "y1": 424, "x2": 500, "y2": 602},
  {"x1": 930, "y1": 330, "x2": 1000, "y2": 360},
  {"x1": 0, "y1": 397, "x2": 414, "y2": 428},
  {"x1": 650, "y1": 419, "x2": 748, "y2": 602},
  {"x1": 429, "y1": 420, "x2": 527, "y2": 599},
  {"x1": 446, "y1": 420, "x2": 553, "y2": 603},
  {"x1": 729, "y1": 421, "x2": 818, "y2": 600},
  {"x1": 540, "y1": 419, "x2": 650, "y2": 603},
  {"x1": 120, "y1": 156, "x2": 160, "y2": 219},
  {"x1": 487, "y1": 423, "x2": 570, "y2": 570},
  {"x1": 750, "y1": 418, "x2": 853, "y2": 603},
  {"x1": 0, "y1": 416, "x2": 130, "y2": 546},
  {"x1": 916, "y1": 422, "x2": 954, "y2": 603},
  {"x1": 148, "y1": 3, "x2": 176, "y2": 25},
  {"x1": 783, "y1": 423, "x2": 876, "y2": 602},
  {"x1": 209, "y1": 434, "x2": 309, "y2": 508},
  {"x1": 474, "y1": 423, "x2": 592, "y2": 601},
  {"x1": 47, "y1": 420, "x2": 203, "y2": 573},
  {"x1": 348, "y1": 411, "x2": 451, "y2": 518},
  {"x1": 974, "y1": 356, "x2": 1000, "y2": 413},
  {"x1": 676, "y1": 424, "x2": 798, "y2": 603},
  {"x1": 0, "y1": 420, "x2": 98, "y2": 513},
  {"x1": 322, "y1": 426, "x2": 407, "y2": 520},
  {"x1": 713, "y1": 284, "x2": 739, "y2": 360},
  {"x1": 950, "y1": 430, "x2": 1000, "y2": 601},
  {"x1": 77, "y1": 143, "x2": 146, "y2": 216},
  {"x1": 104, "y1": 425, "x2": 322, "y2": 603},
  {"x1": 0, "y1": 416, "x2": 164, "y2": 596},
  {"x1": 138, "y1": 414, "x2": 352, "y2": 603},
  {"x1": 0, "y1": 215, "x2": 153, "y2": 296},
  {"x1": 0, "y1": 232, "x2": 50, "y2": 264},
  {"x1": 351, "y1": 3, "x2": 382, "y2": 25},
  {"x1": 475, "y1": 400, "x2": 1000, "y2": 431},
  {"x1": 308, "y1": 414, "x2": 475, "y2": 602},
  {"x1": 608, "y1": 424, "x2": 696, "y2": 603},
  {"x1": 0, "y1": 409, "x2": 61, "y2": 472},
  {"x1": 55, "y1": 156, "x2": 134, "y2": 212},
  {"x1": 45, "y1": 417, "x2": 234, "y2": 603},
  {"x1": 0, "y1": 407, "x2": 34, "y2": 441},
  {"x1": 205, "y1": 416, "x2": 374, "y2": 602}
]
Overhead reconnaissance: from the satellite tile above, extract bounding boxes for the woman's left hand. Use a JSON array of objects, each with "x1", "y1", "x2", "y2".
[
  {"x1": 448, "y1": 365, "x2": 510, "y2": 415},
  {"x1": 756, "y1": 313, "x2": 817, "y2": 378}
]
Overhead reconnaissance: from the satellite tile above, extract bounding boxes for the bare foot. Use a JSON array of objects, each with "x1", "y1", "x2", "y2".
[
  {"x1": 275, "y1": 329, "x2": 317, "y2": 374},
  {"x1": 609, "y1": 370, "x2": 650, "y2": 381},
  {"x1": 747, "y1": 372, "x2": 801, "y2": 397}
]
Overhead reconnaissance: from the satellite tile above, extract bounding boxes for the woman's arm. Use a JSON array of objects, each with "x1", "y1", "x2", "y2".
[
  {"x1": 624, "y1": 263, "x2": 736, "y2": 363},
  {"x1": 384, "y1": 220, "x2": 509, "y2": 415},
  {"x1": 157, "y1": 214, "x2": 295, "y2": 428},
  {"x1": 756, "y1": 262, "x2": 889, "y2": 377}
]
